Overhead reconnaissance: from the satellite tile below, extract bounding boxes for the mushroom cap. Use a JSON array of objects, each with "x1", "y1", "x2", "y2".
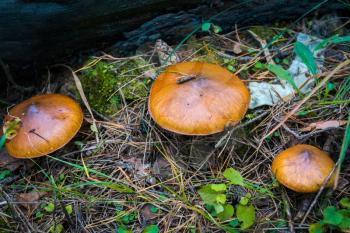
[
  {"x1": 3, "y1": 94, "x2": 83, "y2": 158},
  {"x1": 148, "y1": 62, "x2": 250, "y2": 135},
  {"x1": 272, "y1": 144, "x2": 336, "y2": 193}
]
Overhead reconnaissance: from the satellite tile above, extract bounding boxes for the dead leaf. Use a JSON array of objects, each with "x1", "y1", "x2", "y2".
[
  {"x1": 140, "y1": 204, "x2": 159, "y2": 221},
  {"x1": 300, "y1": 120, "x2": 347, "y2": 132},
  {"x1": 0, "y1": 150, "x2": 25, "y2": 171},
  {"x1": 17, "y1": 191, "x2": 47, "y2": 216},
  {"x1": 152, "y1": 156, "x2": 172, "y2": 179},
  {"x1": 122, "y1": 157, "x2": 151, "y2": 177}
]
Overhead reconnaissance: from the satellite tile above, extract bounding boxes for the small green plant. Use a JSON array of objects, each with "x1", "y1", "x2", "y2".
[
  {"x1": 0, "y1": 169, "x2": 10, "y2": 180},
  {"x1": 198, "y1": 168, "x2": 258, "y2": 231},
  {"x1": 223, "y1": 58, "x2": 236, "y2": 72},
  {"x1": 266, "y1": 64, "x2": 300, "y2": 94},
  {"x1": 49, "y1": 223, "x2": 64, "y2": 233},
  {"x1": 309, "y1": 198, "x2": 350, "y2": 233},
  {"x1": 44, "y1": 202, "x2": 55, "y2": 213},
  {"x1": 142, "y1": 224, "x2": 159, "y2": 233},
  {"x1": 201, "y1": 22, "x2": 222, "y2": 34}
]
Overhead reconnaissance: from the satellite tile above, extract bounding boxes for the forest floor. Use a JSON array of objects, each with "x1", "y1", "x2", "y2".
[{"x1": 0, "y1": 11, "x2": 350, "y2": 233}]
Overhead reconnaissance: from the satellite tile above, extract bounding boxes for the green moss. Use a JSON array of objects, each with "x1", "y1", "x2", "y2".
[
  {"x1": 79, "y1": 58, "x2": 152, "y2": 115},
  {"x1": 249, "y1": 26, "x2": 277, "y2": 40}
]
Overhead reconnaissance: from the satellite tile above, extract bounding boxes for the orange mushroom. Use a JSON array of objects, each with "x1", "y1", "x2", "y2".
[
  {"x1": 148, "y1": 62, "x2": 250, "y2": 135},
  {"x1": 2, "y1": 94, "x2": 83, "y2": 158},
  {"x1": 271, "y1": 144, "x2": 336, "y2": 193}
]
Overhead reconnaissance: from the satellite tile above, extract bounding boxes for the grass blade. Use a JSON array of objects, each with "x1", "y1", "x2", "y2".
[{"x1": 294, "y1": 41, "x2": 317, "y2": 75}]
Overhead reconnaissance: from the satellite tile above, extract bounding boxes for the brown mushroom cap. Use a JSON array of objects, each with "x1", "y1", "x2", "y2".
[
  {"x1": 271, "y1": 144, "x2": 336, "y2": 193},
  {"x1": 3, "y1": 94, "x2": 83, "y2": 158},
  {"x1": 148, "y1": 62, "x2": 250, "y2": 135}
]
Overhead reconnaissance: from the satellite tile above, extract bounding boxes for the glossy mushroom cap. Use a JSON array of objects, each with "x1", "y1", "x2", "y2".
[
  {"x1": 3, "y1": 94, "x2": 83, "y2": 158},
  {"x1": 272, "y1": 144, "x2": 336, "y2": 193},
  {"x1": 148, "y1": 62, "x2": 250, "y2": 135}
]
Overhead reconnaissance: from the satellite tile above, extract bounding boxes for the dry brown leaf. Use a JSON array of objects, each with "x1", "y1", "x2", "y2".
[
  {"x1": 152, "y1": 156, "x2": 172, "y2": 179},
  {"x1": 17, "y1": 191, "x2": 47, "y2": 216},
  {"x1": 122, "y1": 157, "x2": 151, "y2": 177},
  {"x1": 300, "y1": 120, "x2": 347, "y2": 132},
  {"x1": 140, "y1": 204, "x2": 159, "y2": 221}
]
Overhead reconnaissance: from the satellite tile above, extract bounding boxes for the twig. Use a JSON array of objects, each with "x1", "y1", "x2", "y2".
[
  {"x1": 215, "y1": 111, "x2": 269, "y2": 148},
  {"x1": 248, "y1": 30, "x2": 275, "y2": 64},
  {"x1": 0, "y1": 187, "x2": 37, "y2": 233},
  {"x1": 281, "y1": 189, "x2": 295, "y2": 233},
  {"x1": 278, "y1": 118, "x2": 343, "y2": 142}
]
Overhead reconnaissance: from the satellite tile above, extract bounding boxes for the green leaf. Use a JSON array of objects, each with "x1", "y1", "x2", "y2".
[
  {"x1": 150, "y1": 205, "x2": 159, "y2": 213},
  {"x1": 215, "y1": 194, "x2": 227, "y2": 205},
  {"x1": 236, "y1": 204, "x2": 255, "y2": 229},
  {"x1": 326, "y1": 82, "x2": 335, "y2": 91},
  {"x1": 49, "y1": 224, "x2": 63, "y2": 233},
  {"x1": 117, "y1": 225, "x2": 133, "y2": 233},
  {"x1": 65, "y1": 204, "x2": 73, "y2": 215},
  {"x1": 254, "y1": 61, "x2": 265, "y2": 69},
  {"x1": 44, "y1": 203, "x2": 55, "y2": 213},
  {"x1": 142, "y1": 224, "x2": 159, "y2": 233},
  {"x1": 282, "y1": 58, "x2": 289, "y2": 65},
  {"x1": 339, "y1": 217, "x2": 350, "y2": 230},
  {"x1": 118, "y1": 212, "x2": 137, "y2": 224},
  {"x1": 227, "y1": 65, "x2": 235, "y2": 72},
  {"x1": 340, "y1": 198, "x2": 350, "y2": 209},
  {"x1": 223, "y1": 168, "x2": 244, "y2": 186},
  {"x1": 217, "y1": 204, "x2": 234, "y2": 221},
  {"x1": 0, "y1": 170, "x2": 11, "y2": 180},
  {"x1": 213, "y1": 203, "x2": 225, "y2": 214},
  {"x1": 229, "y1": 219, "x2": 240, "y2": 227},
  {"x1": 104, "y1": 183, "x2": 134, "y2": 193},
  {"x1": 315, "y1": 35, "x2": 350, "y2": 50},
  {"x1": 213, "y1": 24, "x2": 223, "y2": 34},
  {"x1": 239, "y1": 196, "x2": 249, "y2": 206},
  {"x1": 294, "y1": 41, "x2": 317, "y2": 75},
  {"x1": 266, "y1": 64, "x2": 299, "y2": 92},
  {"x1": 222, "y1": 226, "x2": 240, "y2": 233},
  {"x1": 35, "y1": 211, "x2": 44, "y2": 219},
  {"x1": 323, "y1": 206, "x2": 343, "y2": 225},
  {"x1": 0, "y1": 133, "x2": 6, "y2": 150},
  {"x1": 198, "y1": 184, "x2": 227, "y2": 206},
  {"x1": 308, "y1": 223, "x2": 323, "y2": 233},
  {"x1": 201, "y1": 22, "x2": 211, "y2": 32},
  {"x1": 210, "y1": 184, "x2": 227, "y2": 192}
]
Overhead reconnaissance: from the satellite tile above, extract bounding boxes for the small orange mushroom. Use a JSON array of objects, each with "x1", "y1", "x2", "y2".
[
  {"x1": 2, "y1": 94, "x2": 83, "y2": 158},
  {"x1": 148, "y1": 62, "x2": 250, "y2": 135},
  {"x1": 272, "y1": 144, "x2": 336, "y2": 193}
]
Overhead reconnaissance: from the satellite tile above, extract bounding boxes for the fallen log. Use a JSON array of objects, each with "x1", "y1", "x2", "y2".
[{"x1": 0, "y1": 0, "x2": 347, "y2": 68}]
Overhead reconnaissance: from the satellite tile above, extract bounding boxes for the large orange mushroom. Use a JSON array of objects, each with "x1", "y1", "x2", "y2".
[
  {"x1": 148, "y1": 62, "x2": 250, "y2": 135},
  {"x1": 2, "y1": 94, "x2": 83, "y2": 158},
  {"x1": 272, "y1": 144, "x2": 336, "y2": 193}
]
